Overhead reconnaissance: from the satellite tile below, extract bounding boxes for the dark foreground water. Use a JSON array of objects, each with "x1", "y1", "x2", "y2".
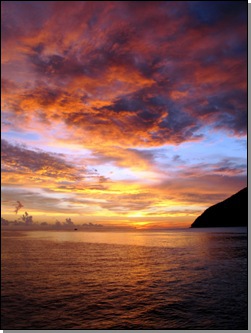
[{"x1": 1, "y1": 227, "x2": 247, "y2": 329}]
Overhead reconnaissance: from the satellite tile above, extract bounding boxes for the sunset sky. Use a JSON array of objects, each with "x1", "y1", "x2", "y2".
[{"x1": 1, "y1": 1, "x2": 247, "y2": 228}]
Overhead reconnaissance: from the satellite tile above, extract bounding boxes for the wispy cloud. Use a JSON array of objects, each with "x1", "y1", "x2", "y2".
[{"x1": 1, "y1": 139, "x2": 80, "y2": 181}]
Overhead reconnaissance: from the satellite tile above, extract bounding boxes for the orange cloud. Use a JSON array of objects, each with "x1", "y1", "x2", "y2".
[
  {"x1": 1, "y1": 2, "x2": 247, "y2": 227},
  {"x1": 2, "y1": 1, "x2": 247, "y2": 149}
]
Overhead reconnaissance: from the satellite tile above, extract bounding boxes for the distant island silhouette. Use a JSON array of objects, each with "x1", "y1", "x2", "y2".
[{"x1": 191, "y1": 187, "x2": 247, "y2": 228}]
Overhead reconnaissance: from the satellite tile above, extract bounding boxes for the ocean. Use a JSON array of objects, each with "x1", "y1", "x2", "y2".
[{"x1": 1, "y1": 227, "x2": 247, "y2": 329}]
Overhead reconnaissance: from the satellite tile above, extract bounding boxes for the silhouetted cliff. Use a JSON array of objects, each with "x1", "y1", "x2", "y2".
[{"x1": 191, "y1": 187, "x2": 247, "y2": 228}]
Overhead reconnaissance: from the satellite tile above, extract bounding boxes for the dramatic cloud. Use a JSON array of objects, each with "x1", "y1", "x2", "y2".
[
  {"x1": 2, "y1": 1, "x2": 246, "y2": 147},
  {"x1": 1, "y1": 2, "x2": 247, "y2": 227}
]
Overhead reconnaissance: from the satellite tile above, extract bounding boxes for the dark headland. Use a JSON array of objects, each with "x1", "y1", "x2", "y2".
[{"x1": 191, "y1": 187, "x2": 247, "y2": 228}]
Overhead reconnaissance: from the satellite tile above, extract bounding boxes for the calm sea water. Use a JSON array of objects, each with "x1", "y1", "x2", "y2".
[{"x1": 1, "y1": 227, "x2": 247, "y2": 329}]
